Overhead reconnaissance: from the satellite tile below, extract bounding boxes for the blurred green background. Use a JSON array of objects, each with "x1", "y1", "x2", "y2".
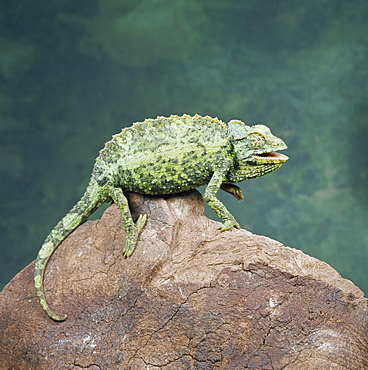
[{"x1": 0, "y1": 0, "x2": 367, "y2": 295}]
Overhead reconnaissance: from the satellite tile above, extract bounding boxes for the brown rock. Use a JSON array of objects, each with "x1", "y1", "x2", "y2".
[{"x1": 0, "y1": 190, "x2": 367, "y2": 369}]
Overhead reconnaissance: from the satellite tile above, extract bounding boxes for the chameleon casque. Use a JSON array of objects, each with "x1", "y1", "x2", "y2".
[{"x1": 34, "y1": 114, "x2": 288, "y2": 321}]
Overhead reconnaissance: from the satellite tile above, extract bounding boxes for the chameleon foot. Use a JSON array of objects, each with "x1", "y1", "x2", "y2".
[
  {"x1": 219, "y1": 218, "x2": 240, "y2": 231},
  {"x1": 122, "y1": 214, "x2": 147, "y2": 257}
]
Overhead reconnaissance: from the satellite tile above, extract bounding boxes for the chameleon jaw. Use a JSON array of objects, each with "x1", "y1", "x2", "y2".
[{"x1": 251, "y1": 152, "x2": 289, "y2": 164}]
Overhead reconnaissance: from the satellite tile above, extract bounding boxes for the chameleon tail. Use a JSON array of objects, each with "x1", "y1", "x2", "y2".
[{"x1": 34, "y1": 181, "x2": 104, "y2": 321}]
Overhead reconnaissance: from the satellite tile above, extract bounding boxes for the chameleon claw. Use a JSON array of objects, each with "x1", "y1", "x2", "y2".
[{"x1": 218, "y1": 219, "x2": 240, "y2": 231}]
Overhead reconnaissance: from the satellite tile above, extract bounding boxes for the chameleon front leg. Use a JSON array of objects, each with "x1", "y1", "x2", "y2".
[
  {"x1": 204, "y1": 163, "x2": 241, "y2": 231},
  {"x1": 108, "y1": 187, "x2": 147, "y2": 257}
]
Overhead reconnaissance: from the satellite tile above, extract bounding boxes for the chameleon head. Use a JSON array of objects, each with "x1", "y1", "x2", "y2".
[{"x1": 227, "y1": 120, "x2": 289, "y2": 165}]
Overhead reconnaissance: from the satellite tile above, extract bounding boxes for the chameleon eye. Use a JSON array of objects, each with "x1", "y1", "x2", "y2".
[{"x1": 249, "y1": 133, "x2": 266, "y2": 149}]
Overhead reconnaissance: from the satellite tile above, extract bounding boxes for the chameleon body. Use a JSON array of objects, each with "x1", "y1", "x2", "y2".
[{"x1": 34, "y1": 114, "x2": 288, "y2": 321}]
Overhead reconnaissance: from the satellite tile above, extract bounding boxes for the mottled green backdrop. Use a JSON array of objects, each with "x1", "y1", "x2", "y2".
[{"x1": 1, "y1": 0, "x2": 367, "y2": 295}]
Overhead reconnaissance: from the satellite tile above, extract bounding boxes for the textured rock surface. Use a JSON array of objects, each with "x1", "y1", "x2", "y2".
[{"x1": 0, "y1": 190, "x2": 367, "y2": 369}]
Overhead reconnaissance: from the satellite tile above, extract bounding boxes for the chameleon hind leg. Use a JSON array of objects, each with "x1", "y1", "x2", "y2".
[{"x1": 108, "y1": 187, "x2": 147, "y2": 257}]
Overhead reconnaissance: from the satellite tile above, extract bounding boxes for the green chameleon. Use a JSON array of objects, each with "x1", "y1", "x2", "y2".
[{"x1": 34, "y1": 114, "x2": 288, "y2": 321}]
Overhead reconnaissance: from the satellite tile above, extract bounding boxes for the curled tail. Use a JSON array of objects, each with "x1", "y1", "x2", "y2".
[{"x1": 34, "y1": 181, "x2": 104, "y2": 321}]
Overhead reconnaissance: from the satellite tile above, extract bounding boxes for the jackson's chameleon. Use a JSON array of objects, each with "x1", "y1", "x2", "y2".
[{"x1": 34, "y1": 114, "x2": 288, "y2": 321}]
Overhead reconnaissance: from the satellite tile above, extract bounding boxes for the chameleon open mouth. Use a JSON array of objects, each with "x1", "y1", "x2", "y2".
[{"x1": 252, "y1": 152, "x2": 289, "y2": 164}]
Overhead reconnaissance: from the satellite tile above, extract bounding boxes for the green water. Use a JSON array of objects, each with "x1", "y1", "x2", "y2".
[{"x1": 0, "y1": 0, "x2": 367, "y2": 295}]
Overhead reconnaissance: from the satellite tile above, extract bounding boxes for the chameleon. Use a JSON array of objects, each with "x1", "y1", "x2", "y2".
[{"x1": 34, "y1": 114, "x2": 288, "y2": 321}]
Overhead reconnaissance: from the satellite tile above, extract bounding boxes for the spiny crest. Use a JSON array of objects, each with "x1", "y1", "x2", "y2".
[
  {"x1": 191, "y1": 114, "x2": 224, "y2": 126},
  {"x1": 128, "y1": 114, "x2": 226, "y2": 130}
]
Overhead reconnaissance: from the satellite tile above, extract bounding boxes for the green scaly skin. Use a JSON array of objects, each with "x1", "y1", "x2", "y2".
[{"x1": 34, "y1": 114, "x2": 288, "y2": 321}]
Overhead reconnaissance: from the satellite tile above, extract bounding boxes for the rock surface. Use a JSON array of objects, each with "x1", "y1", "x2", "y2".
[{"x1": 0, "y1": 190, "x2": 367, "y2": 369}]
